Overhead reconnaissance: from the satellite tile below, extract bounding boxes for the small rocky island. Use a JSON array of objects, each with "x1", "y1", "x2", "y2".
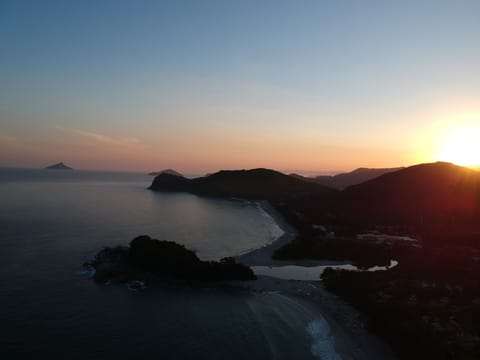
[
  {"x1": 89, "y1": 235, "x2": 256, "y2": 284},
  {"x1": 148, "y1": 168, "x2": 183, "y2": 177},
  {"x1": 45, "y1": 162, "x2": 73, "y2": 170}
]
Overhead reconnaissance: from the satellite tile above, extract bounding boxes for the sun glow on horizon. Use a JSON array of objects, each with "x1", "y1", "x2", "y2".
[{"x1": 437, "y1": 125, "x2": 480, "y2": 167}]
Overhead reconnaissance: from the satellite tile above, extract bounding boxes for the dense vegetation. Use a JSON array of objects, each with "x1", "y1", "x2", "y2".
[
  {"x1": 149, "y1": 168, "x2": 336, "y2": 200},
  {"x1": 91, "y1": 235, "x2": 256, "y2": 283},
  {"x1": 273, "y1": 162, "x2": 480, "y2": 359},
  {"x1": 148, "y1": 162, "x2": 480, "y2": 358},
  {"x1": 322, "y1": 246, "x2": 480, "y2": 360}
]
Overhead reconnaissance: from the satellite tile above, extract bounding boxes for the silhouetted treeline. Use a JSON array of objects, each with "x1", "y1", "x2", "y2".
[{"x1": 91, "y1": 235, "x2": 256, "y2": 283}]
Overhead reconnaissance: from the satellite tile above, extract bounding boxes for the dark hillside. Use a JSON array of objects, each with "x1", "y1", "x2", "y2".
[
  {"x1": 338, "y1": 162, "x2": 480, "y2": 228},
  {"x1": 313, "y1": 167, "x2": 404, "y2": 190},
  {"x1": 150, "y1": 168, "x2": 337, "y2": 200}
]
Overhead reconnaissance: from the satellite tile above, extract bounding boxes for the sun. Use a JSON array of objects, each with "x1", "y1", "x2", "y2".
[{"x1": 437, "y1": 126, "x2": 480, "y2": 167}]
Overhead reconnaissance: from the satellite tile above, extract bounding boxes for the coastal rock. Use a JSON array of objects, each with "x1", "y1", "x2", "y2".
[
  {"x1": 90, "y1": 235, "x2": 256, "y2": 284},
  {"x1": 148, "y1": 173, "x2": 191, "y2": 192}
]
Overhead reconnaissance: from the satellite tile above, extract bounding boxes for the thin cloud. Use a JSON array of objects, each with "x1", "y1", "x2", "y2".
[
  {"x1": 0, "y1": 133, "x2": 21, "y2": 147},
  {"x1": 74, "y1": 130, "x2": 140, "y2": 146}
]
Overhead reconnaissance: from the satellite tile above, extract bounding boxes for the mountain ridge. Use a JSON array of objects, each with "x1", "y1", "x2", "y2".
[
  {"x1": 149, "y1": 167, "x2": 337, "y2": 200},
  {"x1": 290, "y1": 166, "x2": 405, "y2": 190},
  {"x1": 281, "y1": 162, "x2": 480, "y2": 242}
]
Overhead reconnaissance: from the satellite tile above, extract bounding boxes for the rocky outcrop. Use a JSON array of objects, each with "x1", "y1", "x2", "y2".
[{"x1": 88, "y1": 235, "x2": 256, "y2": 283}]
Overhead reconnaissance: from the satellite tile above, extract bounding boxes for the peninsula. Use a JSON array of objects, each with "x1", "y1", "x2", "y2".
[
  {"x1": 149, "y1": 168, "x2": 335, "y2": 200},
  {"x1": 148, "y1": 162, "x2": 480, "y2": 359},
  {"x1": 89, "y1": 235, "x2": 256, "y2": 283},
  {"x1": 148, "y1": 168, "x2": 183, "y2": 177}
]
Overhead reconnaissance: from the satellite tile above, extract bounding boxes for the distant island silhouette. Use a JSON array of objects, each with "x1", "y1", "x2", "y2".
[
  {"x1": 148, "y1": 168, "x2": 183, "y2": 177},
  {"x1": 45, "y1": 162, "x2": 73, "y2": 170}
]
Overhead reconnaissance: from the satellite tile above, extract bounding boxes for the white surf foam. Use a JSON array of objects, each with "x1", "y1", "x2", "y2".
[
  {"x1": 76, "y1": 265, "x2": 96, "y2": 278},
  {"x1": 307, "y1": 318, "x2": 343, "y2": 360}
]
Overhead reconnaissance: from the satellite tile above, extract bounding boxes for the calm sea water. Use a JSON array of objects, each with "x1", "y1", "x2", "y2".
[{"x1": 0, "y1": 168, "x2": 338, "y2": 360}]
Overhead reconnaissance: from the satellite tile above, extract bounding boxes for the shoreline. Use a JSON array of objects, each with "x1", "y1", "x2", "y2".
[
  {"x1": 235, "y1": 200, "x2": 397, "y2": 360},
  {"x1": 236, "y1": 200, "x2": 351, "y2": 267},
  {"x1": 235, "y1": 276, "x2": 396, "y2": 360},
  {"x1": 235, "y1": 200, "x2": 298, "y2": 266}
]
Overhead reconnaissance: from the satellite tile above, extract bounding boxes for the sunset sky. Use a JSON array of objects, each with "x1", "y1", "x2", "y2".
[{"x1": 1, "y1": 0, "x2": 479, "y2": 174}]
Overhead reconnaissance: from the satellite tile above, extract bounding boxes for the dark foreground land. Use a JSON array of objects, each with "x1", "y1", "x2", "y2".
[
  {"x1": 89, "y1": 235, "x2": 255, "y2": 283},
  {"x1": 148, "y1": 161, "x2": 480, "y2": 359},
  {"x1": 322, "y1": 247, "x2": 480, "y2": 360},
  {"x1": 271, "y1": 163, "x2": 480, "y2": 359}
]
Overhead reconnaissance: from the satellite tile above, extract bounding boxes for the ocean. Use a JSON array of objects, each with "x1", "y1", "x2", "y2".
[{"x1": 0, "y1": 168, "x2": 339, "y2": 360}]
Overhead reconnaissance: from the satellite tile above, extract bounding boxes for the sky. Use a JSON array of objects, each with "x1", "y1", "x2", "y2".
[{"x1": 1, "y1": 0, "x2": 479, "y2": 174}]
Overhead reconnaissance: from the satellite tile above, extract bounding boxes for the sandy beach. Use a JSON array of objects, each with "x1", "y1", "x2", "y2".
[
  {"x1": 235, "y1": 200, "x2": 298, "y2": 266},
  {"x1": 235, "y1": 200, "x2": 397, "y2": 360},
  {"x1": 236, "y1": 201, "x2": 352, "y2": 268}
]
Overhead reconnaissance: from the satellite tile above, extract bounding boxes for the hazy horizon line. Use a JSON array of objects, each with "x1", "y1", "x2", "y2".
[{"x1": 2, "y1": 160, "x2": 479, "y2": 178}]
